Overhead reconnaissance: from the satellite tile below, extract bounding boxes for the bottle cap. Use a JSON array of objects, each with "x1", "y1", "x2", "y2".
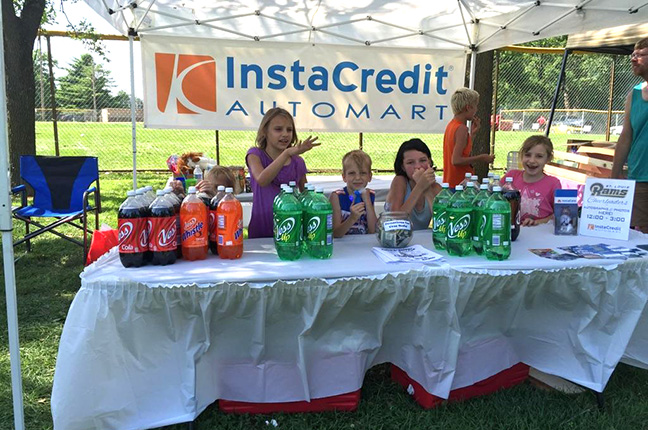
[
  {"x1": 127, "y1": 190, "x2": 136, "y2": 197},
  {"x1": 465, "y1": 173, "x2": 471, "y2": 178},
  {"x1": 316, "y1": 188, "x2": 324, "y2": 193},
  {"x1": 225, "y1": 187, "x2": 234, "y2": 193},
  {"x1": 506, "y1": 177, "x2": 513, "y2": 182},
  {"x1": 217, "y1": 185, "x2": 225, "y2": 191},
  {"x1": 307, "y1": 184, "x2": 315, "y2": 190},
  {"x1": 188, "y1": 186, "x2": 197, "y2": 193},
  {"x1": 289, "y1": 181, "x2": 297, "y2": 186},
  {"x1": 442, "y1": 183, "x2": 450, "y2": 188},
  {"x1": 480, "y1": 184, "x2": 488, "y2": 190},
  {"x1": 466, "y1": 182, "x2": 474, "y2": 187},
  {"x1": 156, "y1": 190, "x2": 165, "y2": 196},
  {"x1": 471, "y1": 175, "x2": 478, "y2": 180},
  {"x1": 455, "y1": 185, "x2": 464, "y2": 191},
  {"x1": 482, "y1": 178, "x2": 489, "y2": 183},
  {"x1": 136, "y1": 188, "x2": 145, "y2": 195},
  {"x1": 493, "y1": 186, "x2": 502, "y2": 192},
  {"x1": 285, "y1": 188, "x2": 293, "y2": 193}
]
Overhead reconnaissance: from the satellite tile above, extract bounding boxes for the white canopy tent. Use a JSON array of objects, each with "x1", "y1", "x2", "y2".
[{"x1": 1, "y1": 1, "x2": 648, "y2": 429}]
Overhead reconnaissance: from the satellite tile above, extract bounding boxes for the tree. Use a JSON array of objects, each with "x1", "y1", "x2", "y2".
[
  {"x1": 2, "y1": 0, "x2": 47, "y2": 185},
  {"x1": 111, "y1": 90, "x2": 143, "y2": 110},
  {"x1": 57, "y1": 54, "x2": 113, "y2": 117}
]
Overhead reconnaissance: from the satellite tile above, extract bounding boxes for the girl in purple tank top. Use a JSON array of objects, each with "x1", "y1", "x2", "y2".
[{"x1": 245, "y1": 107, "x2": 320, "y2": 238}]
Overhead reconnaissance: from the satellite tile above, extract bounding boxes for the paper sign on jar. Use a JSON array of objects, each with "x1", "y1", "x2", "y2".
[{"x1": 578, "y1": 178, "x2": 635, "y2": 241}]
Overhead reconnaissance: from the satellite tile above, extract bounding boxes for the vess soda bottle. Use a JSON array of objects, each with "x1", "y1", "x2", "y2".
[
  {"x1": 459, "y1": 172, "x2": 472, "y2": 188},
  {"x1": 432, "y1": 183, "x2": 452, "y2": 250},
  {"x1": 471, "y1": 183, "x2": 491, "y2": 255},
  {"x1": 209, "y1": 185, "x2": 226, "y2": 254},
  {"x1": 217, "y1": 187, "x2": 244, "y2": 259},
  {"x1": 483, "y1": 186, "x2": 511, "y2": 260},
  {"x1": 274, "y1": 188, "x2": 302, "y2": 260},
  {"x1": 305, "y1": 189, "x2": 333, "y2": 259},
  {"x1": 135, "y1": 188, "x2": 152, "y2": 262},
  {"x1": 470, "y1": 175, "x2": 480, "y2": 190},
  {"x1": 446, "y1": 185, "x2": 473, "y2": 256},
  {"x1": 118, "y1": 190, "x2": 147, "y2": 267},
  {"x1": 501, "y1": 176, "x2": 521, "y2": 241},
  {"x1": 299, "y1": 184, "x2": 315, "y2": 252},
  {"x1": 163, "y1": 187, "x2": 183, "y2": 259},
  {"x1": 463, "y1": 181, "x2": 478, "y2": 201},
  {"x1": 488, "y1": 174, "x2": 501, "y2": 193},
  {"x1": 148, "y1": 190, "x2": 177, "y2": 265},
  {"x1": 180, "y1": 186, "x2": 208, "y2": 261}
]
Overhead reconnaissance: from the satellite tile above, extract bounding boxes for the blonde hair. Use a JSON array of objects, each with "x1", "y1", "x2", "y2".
[
  {"x1": 206, "y1": 165, "x2": 236, "y2": 188},
  {"x1": 255, "y1": 107, "x2": 298, "y2": 150},
  {"x1": 519, "y1": 135, "x2": 554, "y2": 161},
  {"x1": 342, "y1": 150, "x2": 372, "y2": 173},
  {"x1": 451, "y1": 87, "x2": 480, "y2": 115}
]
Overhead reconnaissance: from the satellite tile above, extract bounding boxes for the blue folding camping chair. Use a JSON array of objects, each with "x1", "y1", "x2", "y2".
[{"x1": 11, "y1": 156, "x2": 101, "y2": 262}]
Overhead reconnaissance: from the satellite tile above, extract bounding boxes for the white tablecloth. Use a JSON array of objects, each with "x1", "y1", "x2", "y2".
[{"x1": 51, "y1": 224, "x2": 648, "y2": 430}]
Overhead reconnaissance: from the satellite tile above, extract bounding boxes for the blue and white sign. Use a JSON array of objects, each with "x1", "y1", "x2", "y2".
[
  {"x1": 141, "y1": 35, "x2": 466, "y2": 132},
  {"x1": 579, "y1": 178, "x2": 635, "y2": 241}
]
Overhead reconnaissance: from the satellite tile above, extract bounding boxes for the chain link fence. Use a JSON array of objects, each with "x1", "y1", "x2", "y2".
[{"x1": 33, "y1": 34, "x2": 641, "y2": 175}]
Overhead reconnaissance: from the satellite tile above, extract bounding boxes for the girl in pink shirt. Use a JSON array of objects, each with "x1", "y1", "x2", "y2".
[{"x1": 503, "y1": 135, "x2": 561, "y2": 226}]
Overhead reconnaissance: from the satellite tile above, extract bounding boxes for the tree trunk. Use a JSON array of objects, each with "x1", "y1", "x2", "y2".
[
  {"x1": 2, "y1": 0, "x2": 46, "y2": 186},
  {"x1": 472, "y1": 50, "x2": 494, "y2": 181}
]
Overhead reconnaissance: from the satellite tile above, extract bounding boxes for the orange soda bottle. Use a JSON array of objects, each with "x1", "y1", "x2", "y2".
[
  {"x1": 217, "y1": 187, "x2": 243, "y2": 259},
  {"x1": 180, "y1": 186, "x2": 208, "y2": 260}
]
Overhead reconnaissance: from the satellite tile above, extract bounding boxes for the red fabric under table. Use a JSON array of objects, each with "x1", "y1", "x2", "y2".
[
  {"x1": 219, "y1": 390, "x2": 361, "y2": 414},
  {"x1": 391, "y1": 363, "x2": 529, "y2": 409}
]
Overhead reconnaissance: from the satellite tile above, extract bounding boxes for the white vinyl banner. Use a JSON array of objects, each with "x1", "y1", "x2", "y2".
[{"x1": 141, "y1": 35, "x2": 466, "y2": 133}]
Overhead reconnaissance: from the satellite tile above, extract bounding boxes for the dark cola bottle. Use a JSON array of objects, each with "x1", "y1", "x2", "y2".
[
  {"x1": 164, "y1": 188, "x2": 183, "y2": 259},
  {"x1": 118, "y1": 190, "x2": 147, "y2": 267},
  {"x1": 501, "y1": 176, "x2": 521, "y2": 241},
  {"x1": 149, "y1": 190, "x2": 177, "y2": 265},
  {"x1": 136, "y1": 188, "x2": 153, "y2": 262},
  {"x1": 209, "y1": 185, "x2": 226, "y2": 254}
]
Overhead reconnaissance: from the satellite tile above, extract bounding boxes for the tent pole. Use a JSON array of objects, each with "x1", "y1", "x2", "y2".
[
  {"x1": 469, "y1": 50, "x2": 477, "y2": 89},
  {"x1": 129, "y1": 32, "x2": 137, "y2": 190},
  {"x1": 546, "y1": 48, "x2": 570, "y2": 136},
  {"x1": 0, "y1": 4, "x2": 26, "y2": 429},
  {"x1": 605, "y1": 57, "x2": 616, "y2": 141}
]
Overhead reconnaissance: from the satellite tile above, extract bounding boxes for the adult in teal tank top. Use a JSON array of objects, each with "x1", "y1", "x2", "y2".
[{"x1": 612, "y1": 38, "x2": 648, "y2": 232}]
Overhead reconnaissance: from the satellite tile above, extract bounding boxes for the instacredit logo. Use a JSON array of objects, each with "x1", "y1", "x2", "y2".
[{"x1": 155, "y1": 53, "x2": 216, "y2": 114}]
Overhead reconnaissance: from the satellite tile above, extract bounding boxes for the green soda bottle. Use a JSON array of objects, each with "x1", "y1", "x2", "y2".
[
  {"x1": 273, "y1": 188, "x2": 302, "y2": 260},
  {"x1": 471, "y1": 183, "x2": 491, "y2": 255},
  {"x1": 305, "y1": 188, "x2": 333, "y2": 259},
  {"x1": 483, "y1": 186, "x2": 511, "y2": 261},
  {"x1": 463, "y1": 181, "x2": 478, "y2": 201},
  {"x1": 432, "y1": 183, "x2": 452, "y2": 250},
  {"x1": 446, "y1": 185, "x2": 473, "y2": 257},
  {"x1": 299, "y1": 184, "x2": 315, "y2": 251}
]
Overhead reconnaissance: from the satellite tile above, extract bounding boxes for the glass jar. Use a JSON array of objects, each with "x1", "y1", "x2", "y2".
[{"x1": 376, "y1": 211, "x2": 413, "y2": 248}]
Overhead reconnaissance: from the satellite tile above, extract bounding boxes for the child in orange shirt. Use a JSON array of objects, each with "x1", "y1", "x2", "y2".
[{"x1": 443, "y1": 88, "x2": 495, "y2": 187}]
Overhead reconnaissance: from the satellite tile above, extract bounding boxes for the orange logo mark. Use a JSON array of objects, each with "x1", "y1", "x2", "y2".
[
  {"x1": 155, "y1": 53, "x2": 216, "y2": 114},
  {"x1": 588, "y1": 224, "x2": 595, "y2": 230}
]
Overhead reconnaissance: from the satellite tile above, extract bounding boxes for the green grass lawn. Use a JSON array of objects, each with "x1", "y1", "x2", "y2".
[
  {"x1": 2, "y1": 171, "x2": 648, "y2": 430},
  {"x1": 35, "y1": 122, "x2": 612, "y2": 174}
]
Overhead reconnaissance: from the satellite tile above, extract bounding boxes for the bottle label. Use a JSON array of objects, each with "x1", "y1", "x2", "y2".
[
  {"x1": 275, "y1": 215, "x2": 301, "y2": 244},
  {"x1": 384, "y1": 220, "x2": 411, "y2": 231},
  {"x1": 447, "y1": 212, "x2": 471, "y2": 240},
  {"x1": 149, "y1": 216, "x2": 177, "y2": 252},
  {"x1": 432, "y1": 209, "x2": 446, "y2": 234},
  {"x1": 306, "y1": 213, "x2": 330, "y2": 245},
  {"x1": 118, "y1": 217, "x2": 148, "y2": 253},
  {"x1": 217, "y1": 213, "x2": 243, "y2": 247},
  {"x1": 209, "y1": 209, "x2": 218, "y2": 242},
  {"x1": 181, "y1": 216, "x2": 207, "y2": 247}
]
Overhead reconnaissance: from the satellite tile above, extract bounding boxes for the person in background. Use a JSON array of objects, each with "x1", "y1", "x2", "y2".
[
  {"x1": 246, "y1": 107, "x2": 320, "y2": 238},
  {"x1": 330, "y1": 150, "x2": 377, "y2": 237},
  {"x1": 611, "y1": 37, "x2": 648, "y2": 233},
  {"x1": 443, "y1": 87, "x2": 495, "y2": 187},
  {"x1": 537, "y1": 115, "x2": 547, "y2": 131},
  {"x1": 196, "y1": 165, "x2": 236, "y2": 198},
  {"x1": 386, "y1": 138, "x2": 441, "y2": 230},
  {"x1": 502, "y1": 135, "x2": 561, "y2": 226}
]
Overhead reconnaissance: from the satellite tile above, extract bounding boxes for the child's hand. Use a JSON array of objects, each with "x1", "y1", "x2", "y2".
[
  {"x1": 170, "y1": 179, "x2": 185, "y2": 195},
  {"x1": 471, "y1": 116, "x2": 481, "y2": 135},
  {"x1": 479, "y1": 153, "x2": 495, "y2": 164},
  {"x1": 412, "y1": 167, "x2": 436, "y2": 190},
  {"x1": 196, "y1": 180, "x2": 216, "y2": 196},
  {"x1": 361, "y1": 188, "x2": 373, "y2": 204},
  {"x1": 522, "y1": 218, "x2": 537, "y2": 227},
  {"x1": 287, "y1": 136, "x2": 320, "y2": 156},
  {"x1": 349, "y1": 202, "x2": 366, "y2": 221}
]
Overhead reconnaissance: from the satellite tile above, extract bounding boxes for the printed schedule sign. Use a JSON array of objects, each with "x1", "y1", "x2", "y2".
[{"x1": 579, "y1": 178, "x2": 635, "y2": 241}]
